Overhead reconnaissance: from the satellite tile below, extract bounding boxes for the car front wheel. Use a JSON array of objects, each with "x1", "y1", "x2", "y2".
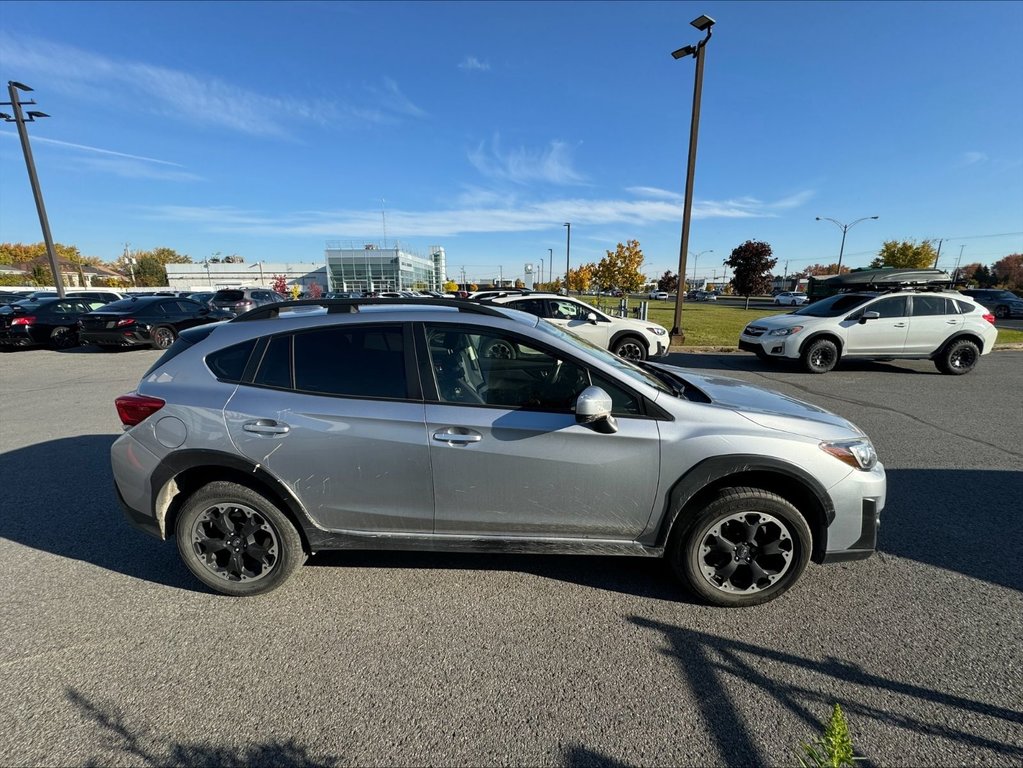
[
  {"x1": 150, "y1": 326, "x2": 176, "y2": 350},
  {"x1": 801, "y1": 338, "x2": 839, "y2": 373},
  {"x1": 670, "y1": 487, "x2": 812, "y2": 607},
  {"x1": 612, "y1": 336, "x2": 647, "y2": 361},
  {"x1": 175, "y1": 481, "x2": 306, "y2": 596}
]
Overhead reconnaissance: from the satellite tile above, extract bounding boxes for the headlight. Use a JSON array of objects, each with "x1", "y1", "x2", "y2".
[
  {"x1": 768, "y1": 325, "x2": 804, "y2": 336},
  {"x1": 820, "y1": 439, "x2": 878, "y2": 470},
  {"x1": 647, "y1": 327, "x2": 667, "y2": 336}
]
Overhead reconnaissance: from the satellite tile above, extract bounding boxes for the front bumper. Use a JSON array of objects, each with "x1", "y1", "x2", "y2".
[
  {"x1": 738, "y1": 334, "x2": 801, "y2": 359},
  {"x1": 821, "y1": 461, "x2": 885, "y2": 562},
  {"x1": 81, "y1": 329, "x2": 151, "y2": 347}
]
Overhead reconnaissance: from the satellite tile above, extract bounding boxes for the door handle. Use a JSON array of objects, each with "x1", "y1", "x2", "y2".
[
  {"x1": 433, "y1": 428, "x2": 482, "y2": 444},
  {"x1": 893, "y1": 322, "x2": 907, "y2": 327},
  {"x1": 946, "y1": 319, "x2": 958, "y2": 324},
  {"x1": 243, "y1": 420, "x2": 290, "y2": 435}
]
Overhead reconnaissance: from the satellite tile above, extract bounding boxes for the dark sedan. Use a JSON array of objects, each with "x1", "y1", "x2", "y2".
[
  {"x1": 958, "y1": 289, "x2": 1023, "y2": 319},
  {"x1": 0, "y1": 297, "x2": 108, "y2": 349},
  {"x1": 79, "y1": 296, "x2": 231, "y2": 350}
]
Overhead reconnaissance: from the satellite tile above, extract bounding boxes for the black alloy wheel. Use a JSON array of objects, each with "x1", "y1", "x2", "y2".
[
  {"x1": 936, "y1": 338, "x2": 980, "y2": 375},
  {"x1": 671, "y1": 487, "x2": 812, "y2": 607},
  {"x1": 802, "y1": 338, "x2": 838, "y2": 373},
  {"x1": 50, "y1": 326, "x2": 79, "y2": 350},
  {"x1": 175, "y1": 481, "x2": 305, "y2": 596},
  {"x1": 612, "y1": 336, "x2": 647, "y2": 361},
  {"x1": 150, "y1": 326, "x2": 176, "y2": 350}
]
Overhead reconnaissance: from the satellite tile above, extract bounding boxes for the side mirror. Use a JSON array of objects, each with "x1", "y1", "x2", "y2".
[
  {"x1": 586, "y1": 312, "x2": 598, "y2": 324},
  {"x1": 859, "y1": 310, "x2": 880, "y2": 324},
  {"x1": 575, "y1": 386, "x2": 618, "y2": 434}
]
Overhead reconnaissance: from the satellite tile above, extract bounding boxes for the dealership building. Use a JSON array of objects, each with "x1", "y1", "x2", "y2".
[{"x1": 325, "y1": 243, "x2": 447, "y2": 293}]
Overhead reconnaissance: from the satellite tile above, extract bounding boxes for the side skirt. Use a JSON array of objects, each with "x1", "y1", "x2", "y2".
[{"x1": 305, "y1": 528, "x2": 664, "y2": 558}]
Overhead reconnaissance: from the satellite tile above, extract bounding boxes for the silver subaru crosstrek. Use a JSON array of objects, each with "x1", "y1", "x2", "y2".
[{"x1": 112, "y1": 298, "x2": 885, "y2": 606}]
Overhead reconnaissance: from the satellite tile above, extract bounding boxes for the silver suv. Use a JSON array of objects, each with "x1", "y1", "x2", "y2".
[
  {"x1": 487, "y1": 293, "x2": 669, "y2": 361},
  {"x1": 739, "y1": 290, "x2": 998, "y2": 374},
  {"x1": 112, "y1": 298, "x2": 885, "y2": 606}
]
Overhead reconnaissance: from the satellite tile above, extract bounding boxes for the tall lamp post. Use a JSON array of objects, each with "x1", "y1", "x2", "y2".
[
  {"x1": 690, "y1": 249, "x2": 713, "y2": 289},
  {"x1": 669, "y1": 14, "x2": 715, "y2": 347},
  {"x1": 563, "y1": 223, "x2": 571, "y2": 294},
  {"x1": 815, "y1": 215, "x2": 878, "y2": 273},
  {"x1": 1, "y1": 81, "x2": 65, "y2": 297}
]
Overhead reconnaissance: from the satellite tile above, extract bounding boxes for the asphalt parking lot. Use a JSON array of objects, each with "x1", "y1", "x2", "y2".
[{"x1": 2, "y1": 345, "x2": 1021, "y2": 767}]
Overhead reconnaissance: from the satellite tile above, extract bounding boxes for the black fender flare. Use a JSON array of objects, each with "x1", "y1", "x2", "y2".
[
  {"x1": 608, "y1": 329, "x2": 648, "y2": 353},
  {"x1": 656, "y1": 454, "x2": 836, "y2": 559}
]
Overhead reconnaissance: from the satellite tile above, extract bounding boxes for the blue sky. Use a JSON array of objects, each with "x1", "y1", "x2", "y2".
[{"x1": 1, "y1": 0, "x2": 1021, "y2": 285}]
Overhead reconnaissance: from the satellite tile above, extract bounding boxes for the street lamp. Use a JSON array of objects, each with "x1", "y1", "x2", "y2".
[
  {"x1": 815, "y1": 215, "x2": 879, "y2": 274},
  {"x1": 669, "y1": 13, "x2": 715, "y2": 347},
  {"x1": 1, "y1": 81, "x2": 65, "y2": 297},
  {"x1": 690, "y1": 249, "x2": 713, "y2": 288},
  {"x1": 563, "y1": 223, "x2": 571, "y2": 294}
]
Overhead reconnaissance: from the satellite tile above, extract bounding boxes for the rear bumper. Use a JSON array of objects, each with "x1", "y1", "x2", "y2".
[
  {"x1": 81, "y1": 330, "x2": 150, "y2": 347},
  {"x1": 111, "y1": 431, "x2": 166, "y2": 539}
]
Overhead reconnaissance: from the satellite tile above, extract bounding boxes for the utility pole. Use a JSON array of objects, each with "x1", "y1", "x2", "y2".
[
  {"x1": 563, "y1": 223, "x2": 572, "y2": 294},
  {"x1": 1, "y1": 81, "x2": 65, "y2": 296},
  {"x1": 932, "y1": 238, "x2": 945, "y2": 269}
]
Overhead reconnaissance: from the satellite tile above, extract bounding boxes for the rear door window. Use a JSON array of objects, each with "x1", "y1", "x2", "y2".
[
  {"x1": 292, "y1": 326, "x2": 407, "y2": 399},
  {"x1": 911, "y1": 295, "x2": 951, "y2": 316}
]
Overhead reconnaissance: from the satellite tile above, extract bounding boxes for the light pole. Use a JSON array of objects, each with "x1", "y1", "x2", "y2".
[
  {"x1": 563, "y1": 223, "x2": 571, "y2": 294},
  {"x1": 1, "y1": 81, "x2": 65, "y2": 297},
  {"x1": 249, "y1": 260, "x2": 265, "y2": 287},
  {"x1": 690, "y1": 249, "x2": 713, "y2": 289},
  {"x1": 669, "y1": 13, "x2": 715, "y2": 347},
  {"x1": 815, "y1": 215, "x2": 878, "y2": 274},
  {"x1": 547, "y1": 247, "x2": 553, "y2": 286}
]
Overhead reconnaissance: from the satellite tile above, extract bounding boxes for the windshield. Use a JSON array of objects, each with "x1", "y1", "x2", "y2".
[
  {"x1": 531, "y1": 319, "x2": 673, "y2": 395},
  {"x1": 791, "y1": 293, "x2": 874, "y2": 317}
]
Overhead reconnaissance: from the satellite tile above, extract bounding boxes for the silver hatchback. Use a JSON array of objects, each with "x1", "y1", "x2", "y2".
[{"x1": 112, "y1": 298, "x2": 885, "y2": 606}]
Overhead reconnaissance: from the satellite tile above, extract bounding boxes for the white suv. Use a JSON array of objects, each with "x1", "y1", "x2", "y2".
[
  {"x1": 488, "y1": 293, "x2": 669, "y2": 360},
  {"x1": 739, "y1": 290, "x2": 998, "y2": 374}
]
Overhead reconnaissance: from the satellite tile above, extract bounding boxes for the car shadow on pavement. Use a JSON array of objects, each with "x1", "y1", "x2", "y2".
[
  {"x1": 0, "y1": 434, "x2": 198, "y2": 591},
  {"x1": 66, "y1": 687, "x2": 339, "y2": 768},
  {"x1": 625, "y1": 618, "x2": 1023, "y2": 767},
  {"x1": 881, "y1": 468, "x2": 1023, "y2": 591}
]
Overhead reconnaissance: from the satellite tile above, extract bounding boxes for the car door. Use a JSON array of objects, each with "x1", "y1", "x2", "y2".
[
  {"x1": 170, "y1": 299, "x2": 214, "y2": 331},
  {"x1": 223, "y1": 323, "x2": 435, "y2": 533},
  {"x1": 842, "y1": 295, "x2": 910, "y2": 355},
  {"x1": 904, "y1": 295, "x2": 963, "y2": 353},
  {"x1": 422, "y1": 323, "x2": 660, "y2": 539},
  {"x1": 544, "y1": 299, "x2": 612, "y2": 348}
]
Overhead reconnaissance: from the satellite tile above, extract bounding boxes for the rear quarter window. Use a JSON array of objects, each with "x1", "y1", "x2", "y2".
[{"x1": 206, "y1": 339, "x2": 257, "y2": 382}]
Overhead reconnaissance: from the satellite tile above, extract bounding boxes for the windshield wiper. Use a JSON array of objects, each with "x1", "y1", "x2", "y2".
[{"x1": 635, "y1": 360, "x2": 685, "y2": 397}]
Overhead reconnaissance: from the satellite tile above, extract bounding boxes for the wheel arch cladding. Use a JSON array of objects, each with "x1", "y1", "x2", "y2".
[
  {"x1": 934, "y1": 332, "x2": 985, "y2": 358},
  {"x1": 152, "y1": 450, "x2": 313, "y2": 553},
  {"x1": 658, "y1": 456, "x2": 834, "y2": 563},
  {"x1": 799, "y1": 332, "x2": 843, "y2": 357},
  {"x1": 609, "y1": 329, "x2": 648, "y2": 350}
]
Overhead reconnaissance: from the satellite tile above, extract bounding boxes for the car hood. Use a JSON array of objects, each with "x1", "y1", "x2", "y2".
[
  {"x1": 743, "y1": 313, "x2": 820, "y2": 330},
  {"x1": 653, "y1": 364, "x2": 864, "y2": 439}
]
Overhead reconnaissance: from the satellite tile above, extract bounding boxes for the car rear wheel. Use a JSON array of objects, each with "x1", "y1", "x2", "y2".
[
  {"x1": 995, "y1": 305, "x2": 1009, "y2": 319},
  {"x1": 612, "y1": 336, "x2": 647, "y2": 361},
  {"x1": 801, "y1": 338, "x2": 839, "y2": 373},
  {"x1": 670, "y1": 487, "x2": 812, "y2": 607},
  {"x1": 175, "y1": 481, "x2": 305, "y2": 596},
  {"x1": 150, "y1": 325, "x2": 176, "y2": 350},
  {"x1": 936, "y1": 338, "x2": 980, "y2": 375}
]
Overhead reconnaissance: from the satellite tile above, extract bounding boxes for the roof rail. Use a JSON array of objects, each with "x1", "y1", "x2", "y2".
[{"x1": 230, "y1": 297, "x2": 511, "y2": 322}]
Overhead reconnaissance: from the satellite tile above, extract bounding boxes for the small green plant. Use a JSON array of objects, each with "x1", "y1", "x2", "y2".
[{"x1": 797, "y1": 704, "x2": 861, "y2": 768}]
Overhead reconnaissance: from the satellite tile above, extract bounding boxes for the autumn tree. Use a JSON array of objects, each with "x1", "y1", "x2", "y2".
[
  {"x1": 869, "y1": 240, "x2": 937, "y2": 269},
  {"x1": 514, "y1": 278, "x2": 525, "y2": 289},
  {"x1": 566, "y1": 263, "x2": 594, "y2": 293},
  {"x1": 724, "y1": 240, "x2": 777, "y2": 308},
  {"x1": 593, "y1": 240, "x2": 646, "y2": 294},
  {"x1": 794, "y1": 263, "x2": 849, "y2": 278},
  {"x1": 993, "y1": 253, "x2": 1023, "y2": 290},
  {"x1": 443, "y1": 280, "x2": 458, "y2": 292},
  {"x1": 270, "y1": 274, "x2": 289, "y2": 294},
  {"x1": 307, "y1": 281, "x2": 323, "y2": 298},
  {"x1": 657, "y1": 270, "x2": 679, "y2": 293}
]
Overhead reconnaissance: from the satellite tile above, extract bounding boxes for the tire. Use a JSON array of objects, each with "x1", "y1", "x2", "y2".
[
  {"x1": 612, "y1": 336, "x2": 647, "y2": 361},
  {"x1": 481, "y1": 339, "x2": 517, "y2": 359},
  {"x1": 801, "y1": 337, "x2": 839, "y2": 373},
  {"x1": 175, "y1": 481, "x2": 306, "y2": 596},
  {"x1": 49, "y1": 326, "x2": 79, "y2": 350},
  {"x1": 935, "y1": 338, "x2": 980, "y2": 375},
  {"x1": 995, "y1": 305, "x2": 1009, "y2": 319},
  {"x1": 669, "y1": 487, "x2": 812, "y2": 607},
  {"x1": 150, "y1": 325, "x2": 176, "y2": 350}
]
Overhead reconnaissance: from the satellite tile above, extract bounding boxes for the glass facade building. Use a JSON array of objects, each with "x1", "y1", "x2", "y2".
[{"x1": 325, "y1": 244, "x2": 447, "y2": 293}]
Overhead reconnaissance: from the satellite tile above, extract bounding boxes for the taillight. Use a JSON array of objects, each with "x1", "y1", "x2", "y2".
[
  {"x1": 983, "y1": 312, "x2": 996, "y2": 325},
  {"x1": 11, "y1": 316, "x2": 35, "y2": 326},
  {"x1": 115, "y1": 393, "x2": 166, "y2": 427},
  {"x1": 116, "y1": 318, "x2": 135, "y2": 327}
]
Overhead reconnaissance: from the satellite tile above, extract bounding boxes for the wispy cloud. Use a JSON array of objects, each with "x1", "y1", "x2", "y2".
[
  {"x1": 961, "y1": 151, "x2": 988, "y2": 166},
  {"x1": 145, "y1": 188, "x2": 815, "y2": 237},
  {"x1": 458, "y1": 56, "x2": 491, "y2": 72},
  {"x1": 0, "y1": 32, "x2": 423, "y2": 138},
  {"x1": 627, "y1": 186, "x2": 683, "y2": 201},
  {"x1": 0, "y1": 132, "x2": 201, "y2": 181},
  {"x1": 468, "y1": 136, "x2": 587, "y2": 185}
]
